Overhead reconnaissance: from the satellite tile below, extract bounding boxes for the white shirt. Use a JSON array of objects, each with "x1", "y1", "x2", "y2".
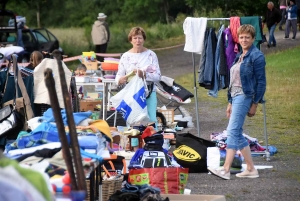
[
  {"x1": 115, "y1": 49, "x2": 161, "y2": 91},
  {"x1": 0, "y1": 46, "x2": 24, "y2": 64}
]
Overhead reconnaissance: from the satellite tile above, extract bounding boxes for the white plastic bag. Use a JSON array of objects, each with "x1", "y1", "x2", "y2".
[{"x1": 110, "y1": 75, "x2": 150, "y2": 125}]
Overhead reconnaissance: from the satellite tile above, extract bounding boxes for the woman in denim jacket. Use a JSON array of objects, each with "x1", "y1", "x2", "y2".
[{"x1": 208, "y1": 25, "x2": 266, "y2": 180}]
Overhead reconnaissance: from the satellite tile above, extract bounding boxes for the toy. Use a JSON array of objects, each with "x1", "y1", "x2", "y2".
[{"x1": 50, "y1": 173, "x2": 72, "y2": 194}]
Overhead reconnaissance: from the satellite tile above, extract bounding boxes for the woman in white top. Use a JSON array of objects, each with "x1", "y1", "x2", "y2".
[{"x1": 115, "y1": 27, "x2": 161, "y2": 147}]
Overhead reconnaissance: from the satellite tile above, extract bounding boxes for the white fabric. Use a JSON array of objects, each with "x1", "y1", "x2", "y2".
[
  {"x1": 183, "y1": 17, "x2": 207, "y2": 54},
  {"x1": 0, "y1": 46, "x2": 24, "y2": 64},
  {"x1": 5, "y1": 142, "x2": 61, "y2": 157},
  {"x1": 33, "y1": 58, "x2": 72, "y2": 108},
  {"x1": 115, "y1": 49, "x2": 161, "y2": 91},
  {"x1": 0, "y1": 166, "x2": 46, "y2": 201},
  {"x1": 0, "y1": 113, "x2": 15, "y2": 136},
  {"x1": 27, "y1": 116, "x2": 44, "y2": 131},
  {"x1": 160, "y1": 75, "x2": 174, "y2": 87},
  {"x1": 207, "y1": 147, "x2": 221, "y2": 169}
]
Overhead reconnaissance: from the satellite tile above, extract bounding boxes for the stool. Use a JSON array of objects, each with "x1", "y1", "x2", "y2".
[{"x1": 127, "y1": 135, "x2": 143, "y2": 151}]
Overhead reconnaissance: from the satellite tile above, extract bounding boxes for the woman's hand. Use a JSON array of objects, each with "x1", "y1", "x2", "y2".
[
  {"x1": 226, "y1": 103, "x2": 232, "y2": 118},
  {"x1": 248, "y1": 103, "x2": 258, "y2": 117},
  {"x1": 118, "y1": 76, "x2": 128, "y2": 85},
  {"x1": 134, "y1": 69, "x2": 145, "y2": 79}
]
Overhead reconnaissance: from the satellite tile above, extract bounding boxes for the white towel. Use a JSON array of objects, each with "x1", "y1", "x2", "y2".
[
  {"x1": 183, "y1": 17, "x2": 207, "y2": 54},
  {"x1": 34, "y1": 58, "x2": 72, "y2": 108}
]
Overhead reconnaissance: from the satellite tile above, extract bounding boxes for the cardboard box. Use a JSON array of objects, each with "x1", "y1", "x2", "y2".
[
  {"x1": 82, "y1": 61, "x2": 98, "y2": 70},
  {"x1": 80, "y1": 100, "x2": 102, "y2": 112},
  {"x1": 161, "y1": 194, "x2": 226, "y2": 201}
]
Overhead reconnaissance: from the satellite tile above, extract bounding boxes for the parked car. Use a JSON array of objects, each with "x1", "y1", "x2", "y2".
[{"x1": 0, "y1": 9, "x2": 63, "y2": 63}]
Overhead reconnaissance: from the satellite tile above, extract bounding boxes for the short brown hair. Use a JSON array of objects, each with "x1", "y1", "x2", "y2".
[
  {"x1": 237, "y1": 24, "x2": 256, "y2": 38},
  {"x1": 30, "y1": 51, "x2": 43, "y2": 68},
  {"x1": 128, "y1": 27, "x2": 146, "y2": 42}
]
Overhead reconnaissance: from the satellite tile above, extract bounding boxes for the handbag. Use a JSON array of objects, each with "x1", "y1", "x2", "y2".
[
  {"x1": 110, "y1": 75, "x2": 150, "y2": 125},
  {"x1": 0, "y1": 54, "x2": 34, "y2": 139},
  {"x1": 173, "y1": 133, "x2": 216, "y2": 173}
]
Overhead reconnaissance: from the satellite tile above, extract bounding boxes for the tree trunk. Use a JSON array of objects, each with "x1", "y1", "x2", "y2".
[
  {"x1": 163, "y1": 0, "x2": 169, "y2": 24},
  {"x1": 36, "y1": 2, "x2": 40, "y2": 27}
]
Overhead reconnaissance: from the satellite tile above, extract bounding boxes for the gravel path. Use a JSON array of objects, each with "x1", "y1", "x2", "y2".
[{"x1": 156, "y1": 31, "x2": 300, "y2": 201}]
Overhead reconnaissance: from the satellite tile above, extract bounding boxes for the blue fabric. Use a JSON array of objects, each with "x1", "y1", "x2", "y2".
[
  {"x1": 80, "y1": 149, "x2": 103, "y2": 162},
  {"x1": 226, "y1": 95, "x2": 252, "y2": 150},
  {"x1": 228, "y1": 45, "x2": 266, "y2": 104},
  {"x1": 203, "y1": 28, "x2": 217, "y2": 87},
  {"x1": 16, "y1": 122, "x2": 62, "y2": 149},
  {"x1": 287, "y1": 5, "x2": 298, "y2": 19},
  {"x1": 78, "y1": 135, "x2": 98, "y2": 150},
  {"x1": 42, "y1": 108, "x2": 92, "y2": 125},
  {"x1": 208, "y1": 25, "x2": 225, "y2": 98},
  {"x1": 129, "y1": 148, "x2": 169, "y2": 166},
  {"x1": 268, "y1": 24, "x2": 277, "y2": 46}
]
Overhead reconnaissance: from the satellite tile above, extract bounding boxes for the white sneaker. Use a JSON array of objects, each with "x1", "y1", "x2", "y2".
[
  {"x1": 236, "y1": 169, "x2": 259, "y2": 178},
  {"x1": 207, "y1": 167, "x2": 230, "y2": 180}
]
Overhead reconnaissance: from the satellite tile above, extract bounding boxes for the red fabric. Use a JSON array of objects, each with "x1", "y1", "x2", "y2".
[
  {"x1": 141, "y1": 126, "x2": 156, "y2": 139},
  {"x1": 129, "y1": 167, "x2": 189, "y2": 194},
  {"x1": 230, "y1": 16, "x2": 241, "y2": 44}
]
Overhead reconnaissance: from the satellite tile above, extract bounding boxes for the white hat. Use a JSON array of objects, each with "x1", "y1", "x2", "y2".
[{"x1": 97, "y1": 13, "x2": 107, "y2": 19}]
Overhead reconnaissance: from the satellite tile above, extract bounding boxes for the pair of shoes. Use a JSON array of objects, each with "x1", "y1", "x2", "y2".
[
  {"x1": 283, "y1": 37, "x2": 289, "y2": 39},
  {"x1": 236, "y1": 169, "x2": 259, "y2": 178},
  {"x1": 207, "y1": 167, "x2": 230, "y2": 180}
]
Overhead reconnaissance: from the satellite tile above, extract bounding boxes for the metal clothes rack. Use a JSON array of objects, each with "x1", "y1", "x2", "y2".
[{"x1": 190, "y1": 17, "x2": 270, "y2": 161}]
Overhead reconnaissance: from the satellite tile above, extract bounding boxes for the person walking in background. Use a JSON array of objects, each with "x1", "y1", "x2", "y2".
[
  {"x1": 296, "y1": 0, "x2": 300, "y2": 30},
  {"x1": 263, "y1": 2, "x2": 282, "y2": 47},
  {"x1": 26, "y1": 51, "x2": 43, "y2": 70},
  {"x1": 91, "y1": 13, "x2": 110, "y2": 62},
  {"x1": 208, "y1": 25, "x2": 266, "y2": 180},
  {"x1": 284, "y1": 0, "x2": 298, "y2": 39},
  {"x1": 278, "y1": 0, "x2": 289, "y2": 30}
]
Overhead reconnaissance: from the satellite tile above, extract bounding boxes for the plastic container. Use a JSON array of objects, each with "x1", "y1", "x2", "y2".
[
  {"x1": 101, "y1": 62, "x2": 119, "y2": 71},
  {"x1": 75, "y1": 76, "x2": 90, "y2": 83},
  {"x1": 175, "y1": 120, "x2": 188, "y2": 128}
]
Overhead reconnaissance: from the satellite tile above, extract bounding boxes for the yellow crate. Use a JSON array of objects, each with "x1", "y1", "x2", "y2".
[{"x1": 159, "y1": 109, "x2": 174, "y2": 123}]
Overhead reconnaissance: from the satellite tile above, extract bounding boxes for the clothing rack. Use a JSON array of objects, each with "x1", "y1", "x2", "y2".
[
  {"x1": 189, "y1": 17, "x2": 270, "y2": 161},
  {"x1": 191, "y1": 17, "x2": 230, "y2": 138}
]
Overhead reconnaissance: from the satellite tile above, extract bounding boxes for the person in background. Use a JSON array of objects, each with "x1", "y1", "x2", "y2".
[
  {"x1": 284, "y1": 0, "x2": 298, "y2": 39},
  {"x1": 296, "y1": 0, "x2": 300, "y2": 30},
  {"x1": 51, "y1": 49, "x2": 63, "y2": 60},
  {"x1": 91, "y1": 13, "x2": 110, "y2": 62},
  {"x1": 208, "y1": 24, "x2": 266, "y2": 180},
  {"x1": 74, "y1": 63, "x2": 87, "y2": 98},
  {"x1": 278, "y1": 0, "x2": 290, "y2": 30},
  {"x1": 263, "y1": 1, "x2": 282, "y2": 47},
  {"x1": 115, "y1": 27, "x2": 161, "y2": 150},
  {"x1": 26, "y1": 51, "x2": 43, "y2": 70}
]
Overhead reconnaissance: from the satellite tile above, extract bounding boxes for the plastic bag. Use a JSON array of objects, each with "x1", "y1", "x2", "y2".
[{"x1": 110, "y1": 75, "x2": 150, "y2": 125}]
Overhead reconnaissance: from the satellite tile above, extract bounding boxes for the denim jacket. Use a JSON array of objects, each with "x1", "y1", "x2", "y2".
[
  {"x1": 287, "y1": 5, "x2": 298, "y2": 19},
  {"x1": 228, "y1": 45, "x2": 266, "y2": 104}
]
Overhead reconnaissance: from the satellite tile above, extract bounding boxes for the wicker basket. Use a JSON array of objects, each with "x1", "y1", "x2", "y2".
[
  {"x1": 85, "y1": 179, "x2": 96, "y2": 201},
  {"x1": 101, "y1": 175, "x2": 124, "y2": 201}
]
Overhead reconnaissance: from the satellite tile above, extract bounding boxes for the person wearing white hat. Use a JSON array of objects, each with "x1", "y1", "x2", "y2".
[{"x1": 91, "y1": 13, "x2": 110, "y2": 62}]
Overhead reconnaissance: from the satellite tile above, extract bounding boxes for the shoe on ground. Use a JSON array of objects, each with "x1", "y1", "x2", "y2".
[
  {"x1": 236, "y1": 169, "x2": 259, "y2": 178},
  {"x1": 292, "y1": 37, "x2": 295, "y2": 40},
  {"x1": 267, "y1": 44, "x2": 271, "y2": 48},
  {"x1": 283, "y1": 37, "x2": 289, "y2": 39},
  {"x1": 207, "y1": 167, "x2": 230, "y2": 180},
  {"x1": 272, "y1": 44, "x2": 276, "y2": 47},
  {"x1": 279, "y1": 27, "x2": 283, "y2": 31}
]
